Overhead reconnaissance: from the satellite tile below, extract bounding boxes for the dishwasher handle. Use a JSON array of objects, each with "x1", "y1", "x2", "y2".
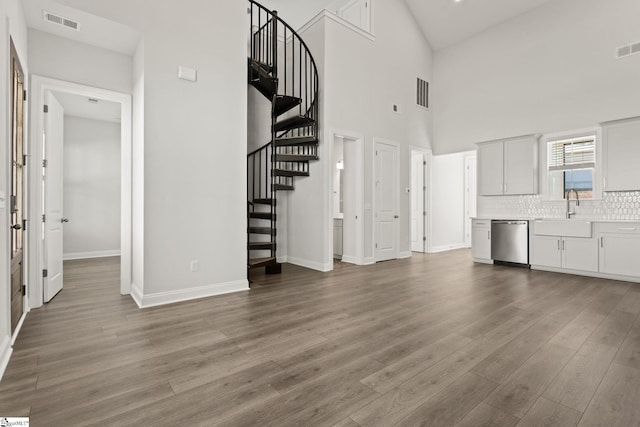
[{"x1": 491, "y1": 220, "x2": 528, "y2": 225}]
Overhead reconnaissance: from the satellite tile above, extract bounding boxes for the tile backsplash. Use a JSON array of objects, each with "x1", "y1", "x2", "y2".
[{"x1": 478, "y1": 191, "x2": 640, "y2": 221}]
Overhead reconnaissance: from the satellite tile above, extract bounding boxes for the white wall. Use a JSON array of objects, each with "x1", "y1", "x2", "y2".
[
  {"x1": 28, "y1": 29, "x2": 133, "y2": 94},
  {"x1": 288, "y1": 2, "x2": 433, "y2": 268},
  {"x1": 430, "y1": 152, "x2": 468, "y2": 252},
  {"x1": 131, "y1": 38, "x2": 144, "y2": 295},
  {"x1": 63, "y1": 116, "x2": 121, "y2": 259},
  {"x1": 433, "y1": 0, "x2": 640, "y2": 154},
  {"x1": 0, "y1": 0, "x2": 29, "y2": 379},
  {"x1": 58, "y1": 0, "x2": 250, "y2": 304}
]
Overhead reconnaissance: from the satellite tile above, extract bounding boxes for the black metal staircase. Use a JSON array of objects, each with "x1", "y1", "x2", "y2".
[{"x1": 247, "y1": 1, "x2": 319, "y2": 277}]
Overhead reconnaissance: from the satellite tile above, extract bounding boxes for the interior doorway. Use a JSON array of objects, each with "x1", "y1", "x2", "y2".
[
  {"x1": 29, "y1": 76, "x2": 132, "y2": 308},
  {"x1": 9, "y1": 39, "x2": 26, "y2": 334},
  {"x1": 330, "y1": 130, "x2": 364, "y2": 267}
]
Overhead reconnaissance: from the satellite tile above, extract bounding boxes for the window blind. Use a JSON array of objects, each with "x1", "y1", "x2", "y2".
[{"x1": 548, "y1": 136, "x2": 596, "y2": 171}]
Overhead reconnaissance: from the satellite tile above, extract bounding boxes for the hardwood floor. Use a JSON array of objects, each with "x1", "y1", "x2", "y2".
[{"x1": 1, "y1": 251, "x2": 640, "y2": 426}]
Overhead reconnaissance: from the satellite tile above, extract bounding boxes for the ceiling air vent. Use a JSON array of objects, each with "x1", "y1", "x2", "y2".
[
  {"x1": 43, "y1": 11, "x2": 80, "y2": 31},
  {"x1": 616, "y1": 41, "x2": 640, "y2": 59}
]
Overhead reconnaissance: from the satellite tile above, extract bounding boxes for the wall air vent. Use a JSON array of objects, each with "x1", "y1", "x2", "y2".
[
  {"x1": 616, "y1": 41, "x2": 640, "y2": 59},
  {"x1": 43, "y1": 11, "x2": 80, "y2": 31},
  {"x1": 417, "y1": 77, "x2": 429, "y2": 109}
]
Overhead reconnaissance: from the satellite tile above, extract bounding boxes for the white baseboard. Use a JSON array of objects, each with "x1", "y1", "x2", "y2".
[
  {"x1": 130, "y1": 282, "x2": 143, "y2": 308},
  {"x1": 399, "y1": 251, "x2": 412, "y2": 259},
  {"x1": 340, "y1": 255, "x2": 363, "y2": 265},
  {"x1": 276, "y1": 255, "x2": 288, "y2": 264},
  {"x1": 63, "y1": 250, "x2": 121, "y2": 261},
  {"x1": 0, "y1": 335, "x2": 13, "y2": 382},
  {"x1": 429, "y1": 243, "x2": 467, "y2": 254},
  {"x1": 134, "y1": 280, "x2": 249, "y2": 309},
  {"x1": 287, "y1": 256, "x2": 333, "y2": 272},
  {"x1": 362, "y1": 257, "x2": 375, "y2": 265}
]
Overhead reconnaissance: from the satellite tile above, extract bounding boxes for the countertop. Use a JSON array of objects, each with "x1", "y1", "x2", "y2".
[{"x1": 472, "y1": 217, "x2": 640, "y2": 223}]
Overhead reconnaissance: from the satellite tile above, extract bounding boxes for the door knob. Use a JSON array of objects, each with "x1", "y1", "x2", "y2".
[
  {"x1": 394, "y1": 215, "x2": 399, "y2": 219},
  {"x1": 11, "y1": 224, "x2": 22, "y2": 230},
  {"x1": 61, "y1": 218, "x2": 69, "y2": 223}
]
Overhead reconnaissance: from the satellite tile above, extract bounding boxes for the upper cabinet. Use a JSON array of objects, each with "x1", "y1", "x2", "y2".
[
  {"x1": 477, "y1": 135, "x2": 539, "y2": 196},
  {"x1": 602, "y1": 116, "x2": 640, "y2": 192}
]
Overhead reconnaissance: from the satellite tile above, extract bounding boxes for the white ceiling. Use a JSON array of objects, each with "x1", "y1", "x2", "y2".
[
  {"x1": 404, "y1": 0, "x2": 554, "y2": 49},
  {"x1": 20, "y1": 0, "x2": 554, "y2": 57},
  {"x1": 52, "y1": 91, "x2": 121, "y2": 124},
  {"x1": 255, "y1": 0, "x2": 554, "y2": 50},
  {"x1": 22, "y1": 0, "x2": 140, "y2": 55}
]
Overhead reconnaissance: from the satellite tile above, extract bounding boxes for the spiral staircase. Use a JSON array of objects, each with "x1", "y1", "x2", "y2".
[{"x1": 247, "y1": 1, "x2": 320, "y2": 278}]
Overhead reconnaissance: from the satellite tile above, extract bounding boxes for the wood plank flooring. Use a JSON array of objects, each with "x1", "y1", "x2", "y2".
[{"x1": 1, "y1": 251, "x2": 640, "y2": 426}]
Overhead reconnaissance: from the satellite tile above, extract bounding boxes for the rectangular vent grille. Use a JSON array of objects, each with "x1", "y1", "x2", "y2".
[
  {"x1": 616, "y1": 41, "x2": 640, "y2": 59},
  {"x1": 43, "y1": 11, "x2": 80, "y2": 31},
  {"x1": 417, "y1": 78, "x2": 429, "y2": 109}
]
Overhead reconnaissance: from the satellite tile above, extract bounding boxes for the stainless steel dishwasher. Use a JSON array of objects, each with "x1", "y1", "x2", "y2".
[{"x1": 491, "y1": 220, "x2": 529, "y2": 265}]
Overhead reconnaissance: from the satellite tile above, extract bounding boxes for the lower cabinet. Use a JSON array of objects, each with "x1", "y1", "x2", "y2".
[
  {"x1": 471, "y1": 219, "x2": 492, "y2": 262},
  {"x1": 531, "y1": 235, "x2": 598, "y2": 272},
  {"x1": 598, "y1": 223, "x2": 640, "y2": 277}
]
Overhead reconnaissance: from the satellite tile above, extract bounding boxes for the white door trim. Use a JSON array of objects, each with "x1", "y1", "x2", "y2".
[
  {"x1": 373, "y1": 137, "x2": 400, "y2": 262},
  {"x1": 29, "y1": 76, "x2": 132, "y2": 307},
  {"x1": 464, "y1": 154, "x2": 477, "y2": 248},
  {"x1": 410, "y1": 146, "x2": 432, "y2": 253},
  {"x1": 327, "y1": 128, "x2": 365, "y2": 267}
]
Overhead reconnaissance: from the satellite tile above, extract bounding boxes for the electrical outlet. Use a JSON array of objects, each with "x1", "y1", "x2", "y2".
[{"x1": 190, "y1": 260, "x2": 199, "y2": 272}]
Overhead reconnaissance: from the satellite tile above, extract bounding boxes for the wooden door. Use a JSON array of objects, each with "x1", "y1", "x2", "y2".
[
  {"x1": 375, "y1": 142, "x2": 399, "y2": 262},
  {"x1": 10, "y1": 40, "x2": 25, "y2": 333}
]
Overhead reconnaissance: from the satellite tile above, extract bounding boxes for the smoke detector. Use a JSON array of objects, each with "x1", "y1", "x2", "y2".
[{"x1": 43, "y1": 11, "x2": 80, "y2": 31}]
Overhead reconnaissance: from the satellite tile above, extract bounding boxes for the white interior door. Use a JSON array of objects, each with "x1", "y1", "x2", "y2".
[
  {"x1": 411, "y1": 152, "x2": 425, "y2": 252},
  {"x1": 43, "y1": 92, "x2": 65, "y2": 302},
  {"x1": 375, "y1": 141, "x2": 399, "y2": 262}
]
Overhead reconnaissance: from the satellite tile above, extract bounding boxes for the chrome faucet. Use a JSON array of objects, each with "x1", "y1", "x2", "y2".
[{"x1": 566, "y1": 189, "x2": 580, "y2": 219}]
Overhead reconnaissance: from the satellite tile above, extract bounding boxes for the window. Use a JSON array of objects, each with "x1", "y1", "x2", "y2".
[{"x1": 547, "y1": 135, "x2": 596, "y2": 200}]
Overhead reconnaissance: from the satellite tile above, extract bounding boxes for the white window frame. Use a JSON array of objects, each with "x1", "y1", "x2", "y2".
[{"x1": 540, "y1": 127, "x2": 603, "y2": 201}]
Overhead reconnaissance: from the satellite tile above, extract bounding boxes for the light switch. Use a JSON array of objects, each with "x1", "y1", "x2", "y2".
[{"x1": 178, "y1": 66, "x2": 197, "y2": 82}]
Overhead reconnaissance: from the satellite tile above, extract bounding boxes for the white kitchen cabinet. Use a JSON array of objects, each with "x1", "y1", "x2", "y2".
[
  {"x1": 563, "y1": 237, "x2": 598, "y2": 272},
  {"x1": 471, "y1": 219, "x2": 492, "y2": 263},
  {"x1": 477, "y1": 135, "x2": 539, "y2": 196},
  {"x1": 477, "y1": 141, "x2": 504, "y2": 196},
  {"x1": 531, "y1": 233, "x2": 598, "y2": 272},
  {"x1": 602, "y1": 117, "x2": 640, "y2": 192},
  {"x1": 598, "y1": 223, "x2": 640, "y2": 277},
  {"x1": 531, "y1": 235, "x2": 562, "y2": 268}
]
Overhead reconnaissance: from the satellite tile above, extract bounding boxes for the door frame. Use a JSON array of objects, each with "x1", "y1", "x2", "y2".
[
  {"x1": 327, "y1": 128, "x2": 364, "y2": 267},
  {"x1": 373, "y1": 137, "x2": 400, "y2": 262},
  {"x1": 29, "y1": 76, "x2": 132, "y2": 307},
  {"x1": 9, "y1": 38, "x2": 27, "y2": 339},
  {"x1": 410, "y1": 147, "x2": 431, "y2": 253}
]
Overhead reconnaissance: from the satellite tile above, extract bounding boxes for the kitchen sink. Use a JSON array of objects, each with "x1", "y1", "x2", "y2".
[{"x1": 533, "y1": 219, "x2": 592, "y2": 238}]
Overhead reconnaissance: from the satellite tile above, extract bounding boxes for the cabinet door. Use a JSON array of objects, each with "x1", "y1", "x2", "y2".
[
  {"x1": 599, "y1": 233, "x2": 640, "y2": 277},
  {"x1": 504, "y1": 136, "x2": 538, "y2": 195},
  {"x1": 563, "y1": 237, "x2": 598, "y2": 272},
  {"x1": 477, "y1": 141, "x2": 504, "y2": 196},
  {"x1": 604, "y1": 119, "x2": 640, "y2": 191},
  {"x1": 531, "y1": 235, "x2": 561, "y2": 268},
  {"x1": 471, "y1": 226, "x2": 491, "y2": 260}
]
